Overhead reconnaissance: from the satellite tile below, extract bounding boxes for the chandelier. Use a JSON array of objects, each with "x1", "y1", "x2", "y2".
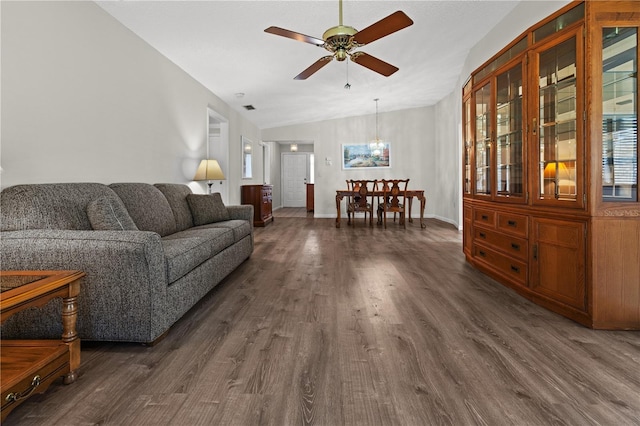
[{"x1": 369, "y1": 98, "x2": 385, "y2": 155}]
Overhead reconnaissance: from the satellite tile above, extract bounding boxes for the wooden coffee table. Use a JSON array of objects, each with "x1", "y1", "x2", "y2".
[{"x1": 0, "y1": 270, "x2": 84, "y2": 421}]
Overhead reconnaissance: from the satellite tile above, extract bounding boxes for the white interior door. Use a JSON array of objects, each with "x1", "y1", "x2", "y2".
[{"x1": 282, "y1": 153, "x2": 308, "y2": 207}]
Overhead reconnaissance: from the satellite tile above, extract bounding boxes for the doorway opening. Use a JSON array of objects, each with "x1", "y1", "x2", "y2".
[
  {"x1": 281, "y1": 152, "x2": 311, "y2": 207},
  {"x1": 207, "y1": 108, "x2": 229, "y2": 203}
]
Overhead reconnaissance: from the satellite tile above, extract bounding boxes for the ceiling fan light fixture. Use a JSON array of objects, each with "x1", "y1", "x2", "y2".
[{"x1": 322, "y1": 25, "x2": 357, "y2": 41}]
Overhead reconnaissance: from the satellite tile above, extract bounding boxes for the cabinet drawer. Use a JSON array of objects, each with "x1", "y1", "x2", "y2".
[
  {"x1": 497, "y1": 212, "x2": 528, "y2": 237},
  {"x1": 473, "y1": 243, "x2": 527, "y2": 285},
  {"x1": 474, "y1": 209, "x2": 496, "y2": 227},
  {"x1": 474, "y1": 228, "x2": 528, "y2": 261}
]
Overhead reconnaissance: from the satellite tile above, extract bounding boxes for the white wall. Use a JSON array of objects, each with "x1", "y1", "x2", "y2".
[
  {"x1": 0, "y1": 1, "x2": 260, "y2": 204},
  {"x1": 262, "y1": 106, "x2": 436, "y2": 220},
  {"x1": 433, "y1": 91, "x2": 461, "y2": 227}
]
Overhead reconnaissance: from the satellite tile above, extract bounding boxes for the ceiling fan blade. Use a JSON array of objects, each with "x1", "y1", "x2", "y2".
[
  {"x1": 351, "y1": 52, "x2": 399, "y2": 77},
  {"x1": 294, "y1": 56, "x2": 334, "y2": 80},
  {"x1": 264, "y1": 26, "x2": 325, "y2": 46},
  {"x1": 352, "y1": 11, "x2": 413, "y2": 45}
]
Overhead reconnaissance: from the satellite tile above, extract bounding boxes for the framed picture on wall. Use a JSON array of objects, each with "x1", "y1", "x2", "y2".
[{"x1": 342, "y1": 142, "x2": 391, "y2": 169}]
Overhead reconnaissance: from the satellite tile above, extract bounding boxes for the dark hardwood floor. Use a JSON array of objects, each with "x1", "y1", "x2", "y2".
[
  {"x1": 273, "y1": 207, "x2": 312, "y2": 218},
  {"x1": 5, "y1": 217, "x2": 640, "y2": 425}
]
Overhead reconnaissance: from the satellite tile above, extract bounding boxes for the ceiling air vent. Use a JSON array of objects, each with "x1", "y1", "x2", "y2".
[{"x1": 243, "y1": 105, "x2": 256, "y2": 111}]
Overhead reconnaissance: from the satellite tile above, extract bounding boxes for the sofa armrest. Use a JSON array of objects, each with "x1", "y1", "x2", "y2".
[
  {"x1": 0, "y1": 229, "x2": 169, "y2": 343},
  {"x1": 227, "y1": 205, "x2": 254, "y2": 226}
]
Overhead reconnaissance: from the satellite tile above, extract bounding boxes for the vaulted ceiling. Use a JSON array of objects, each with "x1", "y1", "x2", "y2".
[{"x1": 97, "y1": 1, "x2": 521, "y2": 129}]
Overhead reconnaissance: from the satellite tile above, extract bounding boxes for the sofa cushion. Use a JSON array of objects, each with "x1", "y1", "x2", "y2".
[
  {"x1": 0, "y1": 183, "x2": 121, "y2": 231},
  {"x1": 154, "y1": 184, "x2": 194, "y2": 232},
  {"x1": 87, "y1": 196, "x2": 139, "y2": 231},
  {"x1": 186, "y1": 193, "x2": 230, "y2": 226},
  {"x1": 161, "y1": 227, "x2": 234, "y2": 283},
  {"x1": 196, "y1": 220, "x2": 251, "y2": 243},
  {"x1": 109, "y1": 183, "x2": 177, "y2": 237}
]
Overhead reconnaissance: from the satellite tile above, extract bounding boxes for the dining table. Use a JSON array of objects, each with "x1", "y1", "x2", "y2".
[{"x1": 335, "y1": 189, "x2": 426, "y2": 228}]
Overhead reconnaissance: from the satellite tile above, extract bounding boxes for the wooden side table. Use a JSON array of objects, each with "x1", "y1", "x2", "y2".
[{"x1": 0, "y1": 270, "x2": 84, "y2": 421}]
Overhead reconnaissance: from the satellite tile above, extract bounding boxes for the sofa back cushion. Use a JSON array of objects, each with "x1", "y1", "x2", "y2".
[
  {"x1": 186, "y1": 193, "x2": 231, "y2": 226},
  {"x1": 86, "y1": 196, "x2": 139, "y2": 231},
  {"x1": 109, "y1": 183, "x2": 176, "y2": 236},
  {"x1": 154, "y1": 184, "x2": 194, "y2": 232},
  {"x1": 0, "y1": 183, "x2": 119, "y2": 231}
]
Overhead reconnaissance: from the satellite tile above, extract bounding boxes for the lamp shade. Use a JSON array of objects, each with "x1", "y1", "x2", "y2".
[
  {"x1": 543, "y1": 161, "x2": 569, "y2": 180},
  {"x1": 193, "y1": 159, "x2": 225, "y2": 181}
]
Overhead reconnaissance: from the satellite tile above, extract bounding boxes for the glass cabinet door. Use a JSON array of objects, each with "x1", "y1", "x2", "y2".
[
  {"x1": 475, "y1": 82, "x2": 492, "y2": 196},
  {"x1": 463, "y1": 95, "x2": 473, "y2": 195},
  {"x1": 496, "y1": 62, "x2": 524, "y2": 199},
  {"x1": 534, "y1": 33, "x2": 583, "y2": 207},
  {"x1": 602, "y1": 27, "x2": 638, "y2": 202}
]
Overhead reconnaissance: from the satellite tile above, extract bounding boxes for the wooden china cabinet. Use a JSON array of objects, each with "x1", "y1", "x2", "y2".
[{"x1": 463, "y1": 1, "x2": 640, "y2": 329}]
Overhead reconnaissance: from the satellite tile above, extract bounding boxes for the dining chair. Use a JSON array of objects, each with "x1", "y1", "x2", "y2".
[
  {"x1": 378, "y1": 179, "x2": 410, "y2": 229},
  {"x1": 345, "y1": 179, "x2": 356, "y2": 224},
  {"x1": 346, "y1": 179, "x2": 369, "y2": 224},
  {"x1": 347, "y1": 180, "x2": 377, "y2": 227}
]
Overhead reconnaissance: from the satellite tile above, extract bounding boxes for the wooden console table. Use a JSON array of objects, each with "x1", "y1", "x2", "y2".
[
  {"x1": 336, "y1": 189, "x2": 426, "y2": 228},
  {"x1": 1, "y1": 270, "x2": 84, "y2": 420}
]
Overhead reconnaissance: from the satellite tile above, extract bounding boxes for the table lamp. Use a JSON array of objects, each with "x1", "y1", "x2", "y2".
[{"x1": 194, "y1": 159, "x2": 225, "y2": 194}]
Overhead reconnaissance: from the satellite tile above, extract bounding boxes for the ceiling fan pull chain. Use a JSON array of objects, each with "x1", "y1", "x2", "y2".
[{"x1": 345, "y1": 58, "x2": 351, "y2": 90}]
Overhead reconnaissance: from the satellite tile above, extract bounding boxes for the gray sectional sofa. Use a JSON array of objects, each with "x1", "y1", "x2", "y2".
[{"x1": 0, "y1": 182, "x2": 254, "y2": 343}]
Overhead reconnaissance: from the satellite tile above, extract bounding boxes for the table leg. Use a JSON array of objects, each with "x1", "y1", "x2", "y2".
[
  {"x1": 420, "y1": 195, "x2": 426, "y2": 228},
  {"x1": 61, "y1": 286, "x2": 80, "y2": 384},
  {"x1": 408, "y1": 196, "x2": 414, "y2": 223},
  {"x1": 335, "y1": 195, "x2": 342, "y2": 228}
]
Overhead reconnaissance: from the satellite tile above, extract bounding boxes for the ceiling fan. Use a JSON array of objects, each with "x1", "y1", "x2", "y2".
[{"x1": 264, "y1": 0, "x2": 413, "y2": 80}]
